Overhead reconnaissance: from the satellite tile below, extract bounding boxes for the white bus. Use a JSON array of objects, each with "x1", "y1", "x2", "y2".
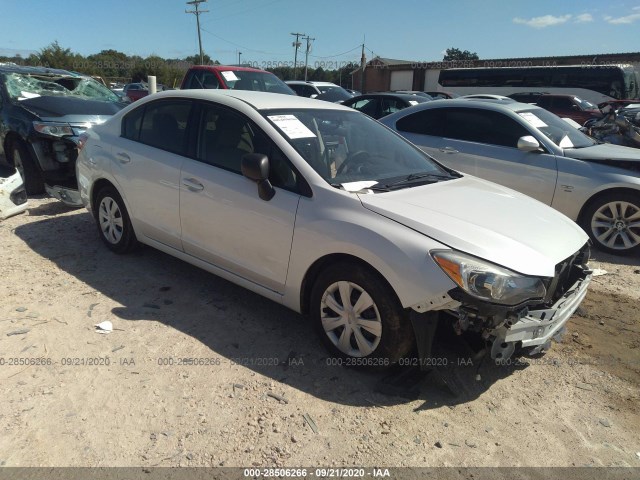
[{"x1": 424, "y1": 64, "x2": 640, "y2": 105}]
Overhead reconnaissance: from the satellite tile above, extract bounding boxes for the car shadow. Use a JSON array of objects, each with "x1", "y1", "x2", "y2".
[
  {"x1": 590, "y1": 250, "x2": 640, "y2": 267},
  {"x1": 14, "y1": 211, "x2": 525, "y2": 409}
]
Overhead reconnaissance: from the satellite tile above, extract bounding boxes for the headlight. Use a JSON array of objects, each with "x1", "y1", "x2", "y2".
[
  {"x1": 432, "y1": 250, "x2": 546, "y2": 306},
  {"x1": 33, "y1": 122, "x2": 74, "y2": 137}
]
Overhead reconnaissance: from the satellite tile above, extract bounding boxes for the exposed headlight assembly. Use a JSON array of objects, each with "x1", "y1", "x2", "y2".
[
  {"x1": 33, "y1": 121, "x2": 74, "y2": 137},
  {"x1": 432, "y1": 250, "x2": 546, "y2": 306}
]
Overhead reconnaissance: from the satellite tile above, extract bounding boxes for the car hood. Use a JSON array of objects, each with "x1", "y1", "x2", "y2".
[
  {"x1": 19, "y1": 96, "x2": 125, "y2": 123},
  {"x1": 358, "y1": 176, "x2": 588, "y2": 277},
  {"x1": 563, "y1": 143, "x2": 640, "y2": 162}
]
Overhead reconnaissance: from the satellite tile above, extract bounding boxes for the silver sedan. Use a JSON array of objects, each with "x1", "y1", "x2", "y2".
[
  {"x1": 381, "y1": 99, "x2": 640, "y2": 255},
  {"x1": 76, "y1": 90, "x2": 591, "y2": 364}
]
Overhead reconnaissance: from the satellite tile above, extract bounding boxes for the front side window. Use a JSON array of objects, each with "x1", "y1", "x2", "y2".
[{"x1": 196, "y1": 104, "x2": 300, "y2": 192}]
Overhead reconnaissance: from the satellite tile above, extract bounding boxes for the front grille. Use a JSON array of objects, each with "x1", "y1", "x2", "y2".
[{"x1": 544, "y1": 243, "x2": 590, "y2": 305}]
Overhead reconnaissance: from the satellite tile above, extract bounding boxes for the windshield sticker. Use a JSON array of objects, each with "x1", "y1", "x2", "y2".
[
  {"x1": 518, "y1": 112, "x2": 548, "y2": 128},
  {"x1": 268, "y1": 115, "x2": 317, "y2": 139},
  {"x1": 561, "y1": 117, "x2": 582, "y2": 129},
  {"x1": 341, "y1": 181, "x2": 379, "y2": 192},
  {"x1": 558, "y1": 135, "x2": 574, "y2": 148},
  {"x1": 408, "y1": 100, "x2": 419, "y2": 106},
  {"x1": 221, "y1": 71, "x2": 239, "y2": 82}
]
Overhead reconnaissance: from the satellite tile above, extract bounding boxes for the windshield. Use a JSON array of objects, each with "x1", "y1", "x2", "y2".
[
  {"x1": 263, "y1": 108, "x2": 455, "y2": 187},
  {"x1": 518, "y1": 108, "x2": 596, "y2": 149},
  {"x1": 5, "y1": 73, "x2": 120, "y2": 102},
  {"x1": 574, "y1": 97, "x2": 596, "y2": 109},
  {"x1": 219, "y1": 70, "x2": 295, "y2": 95}
]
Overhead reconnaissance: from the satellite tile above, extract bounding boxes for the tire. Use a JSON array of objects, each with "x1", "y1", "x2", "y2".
[
  {"x1": 10, "y1": 140, "x2": 45, "y2": 195},
  {"x1": 93, "y1": 186, "x2": 138, "y2": 254},
  {"x1": 580, "y1": 192, "x2": 640, "y2": 255},
  {"x1": 310, "y1": 262, "x2": 415, "y2": 365}
]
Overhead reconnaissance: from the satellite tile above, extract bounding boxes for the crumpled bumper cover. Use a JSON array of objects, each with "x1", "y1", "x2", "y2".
[
  {"x1": 492, "y1": 272, "x2": 592, "y2": 359},
  {"x1": 45, "y1": 184, "x2": 83, "y2": 207}
]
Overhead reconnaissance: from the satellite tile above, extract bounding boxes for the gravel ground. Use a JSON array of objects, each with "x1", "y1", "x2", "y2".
[{"x1": 0, "y1": 197, "x2": 638, "y2": 468}]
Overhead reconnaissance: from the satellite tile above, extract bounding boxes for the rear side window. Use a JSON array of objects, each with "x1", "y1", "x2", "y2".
[
  {"x1": 396, "y1": 109, "x2": 445, "y2": 136},
  {"x1": 122, "y1": 107, "x2": 145, "y2": 141},
  {"x1": 185, "y1": 70, "x2": 220, "y2": 89},
  {"x1": 129, "y1": 100, "x2": 192, "y2": 155},
  {"x1": 442, "y1": 108, "x2": 529, "y2": 148}
]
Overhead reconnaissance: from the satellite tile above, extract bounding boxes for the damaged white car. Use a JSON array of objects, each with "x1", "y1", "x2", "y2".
[{"x1": 77, "y1": 90, "x2": 592, "y2": 364}]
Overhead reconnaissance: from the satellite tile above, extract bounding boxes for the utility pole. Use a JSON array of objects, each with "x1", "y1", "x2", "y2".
[
  {"x1": 290, "y1": 32, "x2": 305, "y2": 80},
  {"x1": 303, "y1": 35, "x2": 315, "y2": 81},
  {"x1": 186, "y1": 0, "x2": 208, "y2": 65},
  {"x1": 238, "y1": 51, "x2": 242, "y2": 65},
  {"x1": 360, "y1": 42, "x2": 366, "y2": 93}
]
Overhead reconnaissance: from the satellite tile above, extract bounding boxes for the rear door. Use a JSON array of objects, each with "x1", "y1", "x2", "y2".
[{"x1": 110, "y1": 99, "x2": 192, "y2": 249}]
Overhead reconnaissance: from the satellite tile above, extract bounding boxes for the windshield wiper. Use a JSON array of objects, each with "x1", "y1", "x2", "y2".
[{"x1": 381, "y1": 172, "x2": 456, "y2": 189}]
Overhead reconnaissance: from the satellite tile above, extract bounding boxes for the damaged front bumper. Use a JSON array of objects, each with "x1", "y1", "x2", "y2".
[
  {"x1": 489, "y1": 272, "x2": 591, "y2": 360},
  {"x1": 44, "y1": 184, "x2": 82, "y2": 207}
]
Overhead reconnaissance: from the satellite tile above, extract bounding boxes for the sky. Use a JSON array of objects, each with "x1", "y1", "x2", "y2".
[{"x1": 1, "y1": 0, "x2": 639, "y2": 66}]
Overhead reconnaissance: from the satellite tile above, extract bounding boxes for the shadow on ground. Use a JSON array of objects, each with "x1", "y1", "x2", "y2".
[{"x1": 14, "y1": 211, "x2": 529, "y2": 409}]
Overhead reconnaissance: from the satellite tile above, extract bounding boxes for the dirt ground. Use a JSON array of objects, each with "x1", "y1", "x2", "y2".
[{"x1": 0, "y1": 197, "x2": 639, "y2": 468}]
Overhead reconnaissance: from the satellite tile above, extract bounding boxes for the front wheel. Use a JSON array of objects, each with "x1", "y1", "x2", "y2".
[
  {"x1": 310, "y1": 263, "x2": 415, "y2": 364},
  {"x1": 581, "y1": 192, "x2": 640, "y2": 255},
  {"x1": 11, "y1": 140, "x2": 44, "y2": 195},
  {"x1": 94, "y1": 186, "x2": 138, "y2": 254}
]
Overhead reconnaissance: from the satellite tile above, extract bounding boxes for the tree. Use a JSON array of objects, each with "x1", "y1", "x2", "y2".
[
  {"x1": 443, "y1": 48, "x2": 479, "y2": 61},
  {"x1": 36, "y1": 41, "x2": 83, "y2": 70}
]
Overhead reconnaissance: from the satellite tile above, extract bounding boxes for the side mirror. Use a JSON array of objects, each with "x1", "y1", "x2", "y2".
[
  {"x1": 241, "y1": 153, "x2": 275, "y2": 201},
  {"x1": 571, "y1": 104, "x2": 580, "y2": 111},
  {"x1": 310, "y1": 94, "x2": 318, "y2": 99},
  {"x1": 517, "y1": 135, "x2": 542, "y2": 152}
]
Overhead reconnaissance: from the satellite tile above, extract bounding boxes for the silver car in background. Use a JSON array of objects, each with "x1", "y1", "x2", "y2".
[
  {"x1": 77, "y1": 90, "x2": 591, "y2": 364},
  {"x1": 381, "y1": 99, "x2": 640, "y2": 255}
]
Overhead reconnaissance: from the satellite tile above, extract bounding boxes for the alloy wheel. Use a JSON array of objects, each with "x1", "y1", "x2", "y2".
[{"x1": 591, "y1": 201, "x2": 640, "y2": 251}]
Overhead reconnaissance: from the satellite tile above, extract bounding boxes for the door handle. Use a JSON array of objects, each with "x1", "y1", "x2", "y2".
[
  {"x1": 182, "y1": 178, "x2": 204, "y2": 191},
  {"x1": 439, "y1": 147, "x2": 459, "y2": 154},
  {"x1": 116, "y1": 152, "x2": 131, "y2": 163}
]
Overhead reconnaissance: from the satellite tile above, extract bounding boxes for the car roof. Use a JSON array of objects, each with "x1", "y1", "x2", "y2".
[
  {"x1": 386, "y1": 98, "x2": 544, "y2": 116},
  {"x1": 188, "y1": 64, "x2": 273, "y2": 73},
  {"x1": 349, "y1": 92, "x2": 428, "y2": 101},
  {"x1": 135, "y1": 89, "x2": 353, "y2": 111},
  {"x1": 285, "y1": 81, "x2": 338, "y2": 86},
  {"x1": 0, "y1": 63, "x2": 77, "y2": 76}
]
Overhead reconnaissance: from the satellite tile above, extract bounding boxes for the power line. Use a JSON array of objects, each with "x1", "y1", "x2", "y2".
[{"x1": 185, "y1": 0, "x2": 209, "y2": 64}]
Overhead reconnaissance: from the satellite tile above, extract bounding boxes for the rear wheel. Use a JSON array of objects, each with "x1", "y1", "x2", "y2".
[
  {"x1": 11, "y1": 140, "x2": 44, "y2": 195},
  {"x1": 310, "y1": 263, "x2": 414, "y2": 365},
  {"x1": 581, "y1": 192, "x2": 640, "y2": 255},
  {"x1": 94, "y1": 186, "x2": 138, "y2": 254}
]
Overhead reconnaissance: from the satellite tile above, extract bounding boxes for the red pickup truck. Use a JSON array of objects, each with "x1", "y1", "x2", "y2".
[{"x1": 180, "y1": 65, "x2": 294, "y2": 94}]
